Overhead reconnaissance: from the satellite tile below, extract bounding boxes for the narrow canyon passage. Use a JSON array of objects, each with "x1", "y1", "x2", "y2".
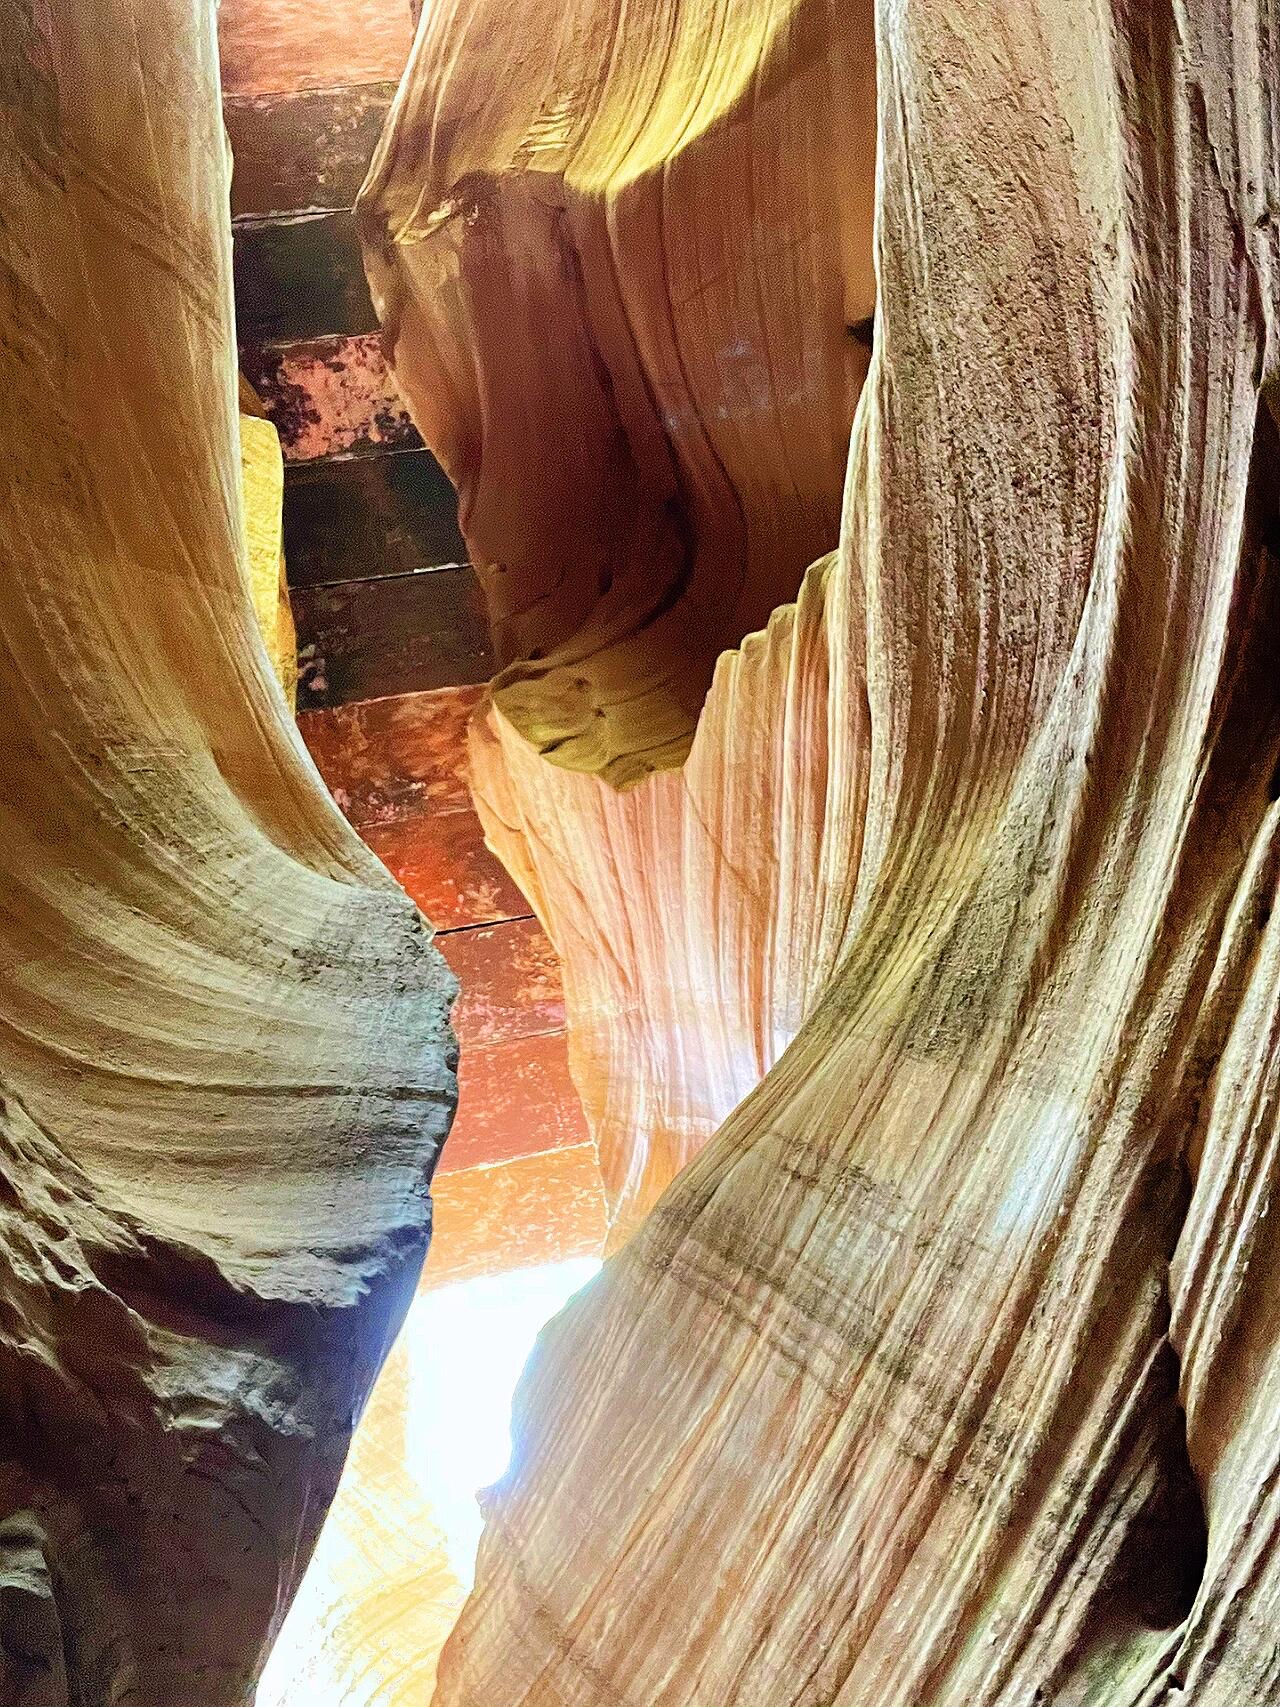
[
  {"x1": 3, "y1": 0, "x2": 1279, "y2": 1704},
  {"x1": 256, "y1": 688, "x2": 607, "y2": 1703},
  {"x1": 224, "y1": 6, "x2": 615, "y2": 1687}
]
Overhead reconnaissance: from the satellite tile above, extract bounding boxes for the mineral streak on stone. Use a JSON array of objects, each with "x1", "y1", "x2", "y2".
[
  {"x1": 0, "y1": 2, "x2": 455, "y2": 1701},
  {"x1": 371, "y1": 0, "x2": 1280, "y2": 1699}
]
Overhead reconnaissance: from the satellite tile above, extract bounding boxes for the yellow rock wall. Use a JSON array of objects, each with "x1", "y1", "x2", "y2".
[{"x1": 0, "y1": 1, "x2": 454, "y2": 1698}]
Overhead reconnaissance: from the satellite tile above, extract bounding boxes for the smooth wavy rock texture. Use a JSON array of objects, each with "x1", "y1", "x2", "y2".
[
  {"x1": 362, "y1": 0, "x2": 878, "y2": 1238},
  {"x1": 467, "y1": 556, "x2": 860, "y2": 1244},
  {"x1": 375, "y1": 0, "x2": 1280, "y2": 1699},
  {"x1": 360, "y1": 0, "x2": 876, "y2": 789},
  {"x1": 0, "y1": 2, "x2": 454, "y2": 1701}
]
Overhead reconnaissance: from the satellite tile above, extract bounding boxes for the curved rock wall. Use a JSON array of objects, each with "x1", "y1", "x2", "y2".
[
  {"x1": 373, "y1": 0, "x2": 1280, "y2": 1698},
  {"x1": 467, "y1": 557, "x2": 861, "y2": 1242},
  {"x1": 362, "y1": 0, "x2": 877, "y2": 1238},
  {"x1": 360, "y1": 0, "x2": 876, "y2": 788},
  {"x1": 0, "y1": 2, "x2": 454, "y2": 1699}
]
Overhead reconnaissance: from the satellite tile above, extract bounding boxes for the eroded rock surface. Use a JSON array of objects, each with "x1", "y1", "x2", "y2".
[
  {"x1": 0, "y1": 2, "x2": 454, "y2": 1699},
  {"x1": 373, "y1": 0, "x2": 1280, "y2": 1700},
  {"x1": 362, "y1": 0, "x2": 878, "y2": 1238},
  {"x1": 360, "y1": 0, "x2": 876, "y2": 788}
]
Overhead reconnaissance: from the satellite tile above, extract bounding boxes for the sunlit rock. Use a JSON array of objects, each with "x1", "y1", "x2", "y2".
[
  {"x1": 360, "y1": 0, "x2": 876, "y2": 788},
  {"x1": 239, "y1": 384, "x2": 298, "y2": 702},
  {"x1": 370, "y1": 0, "x2": 1280, "y2": 1700},
  {"x1": 0, "y1": 3, "x2": 454, "y2": 1699}
]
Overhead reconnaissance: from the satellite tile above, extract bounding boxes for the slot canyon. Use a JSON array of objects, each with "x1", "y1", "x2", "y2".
[{"x1": 2, "y1": 0, "x2": 1279, "y2": 1703}]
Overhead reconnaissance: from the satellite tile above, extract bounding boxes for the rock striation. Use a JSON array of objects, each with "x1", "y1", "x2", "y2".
[
  {"x1": 360, "y1": 0, "x2": 877, "y2": 789},
  {"x1": 0, "y1": 2, "x2": 454, "y2": 1700},
  {"x1": 370, "y1": 0, "x2": 1280, "y2": 1700},
  {"x1": 362, "y1": 0, "x2": 878, "y2": 1239}
]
